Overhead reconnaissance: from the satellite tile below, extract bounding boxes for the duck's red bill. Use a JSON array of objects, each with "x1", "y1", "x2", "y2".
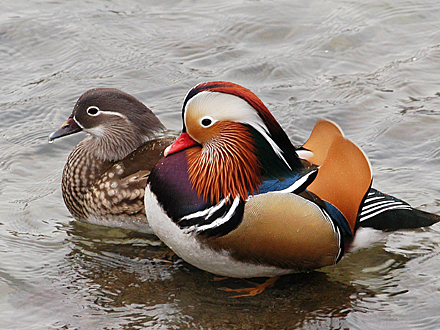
[{"x1": 164, "y1": 132, "x2": 198, "y2": 156}]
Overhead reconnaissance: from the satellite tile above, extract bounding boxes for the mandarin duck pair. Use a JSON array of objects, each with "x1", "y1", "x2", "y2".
[{"x1": 51, "y1": 82, "x2": 439, "y2": 295}]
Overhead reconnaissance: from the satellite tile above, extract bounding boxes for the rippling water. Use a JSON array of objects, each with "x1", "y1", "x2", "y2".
[{"x1": 1, "y1": 0, "x2": 440, "y2": 329}]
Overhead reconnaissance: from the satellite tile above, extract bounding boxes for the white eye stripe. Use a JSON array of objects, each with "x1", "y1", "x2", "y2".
[{"x1": 85, "y1": 106, "x2": 128, "y2": 120}]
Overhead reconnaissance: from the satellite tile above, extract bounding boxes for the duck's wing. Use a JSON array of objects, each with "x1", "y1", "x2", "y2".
[
  {"x1": 358, "y1": 188, "x2": 440, "y2": 230},
  {"x1": 298, "y1": 120, "x2": 440, "y2": 231},
  {"x1": 86, "y1": 137, "x2": 173, "y2": 218}
]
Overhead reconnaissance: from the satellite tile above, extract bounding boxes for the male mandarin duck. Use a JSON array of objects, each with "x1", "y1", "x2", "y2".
[
  {"x1": 49, "y1": 88, "x2": 175, "y2": 233},
  {"x1": 144, "y1": 81, "x2": 439, "y2": 294}
]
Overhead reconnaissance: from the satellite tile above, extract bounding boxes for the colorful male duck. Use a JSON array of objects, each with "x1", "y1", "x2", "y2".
[
  {"x1": 50, "y1": 88, "x2": 175, "y2": 233},
  {"x1": 145, "y1": 81, "x2": 439, "y2": 294}
]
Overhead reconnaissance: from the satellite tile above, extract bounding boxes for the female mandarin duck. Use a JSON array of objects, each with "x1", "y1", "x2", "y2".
[
  {"x1": 49, "y1": 88, "x2": 175, "y2": 233},
  {"x1": 144, "y1": 81, "x2": 439, "y2": 295}
]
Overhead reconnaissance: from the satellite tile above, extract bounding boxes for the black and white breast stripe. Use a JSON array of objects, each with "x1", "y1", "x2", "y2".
[
  {"x1": 177, "y1": 195, "x2": 245, "y2": 238},
  {"x1": 359, "y1": 189, "x2": 412, "y2": 222}
]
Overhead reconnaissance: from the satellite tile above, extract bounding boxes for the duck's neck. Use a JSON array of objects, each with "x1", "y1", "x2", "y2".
[
  {"x1": 186, "y1": 123, "x2": 261, "y2": 204},
  {"x1": 81, "y1": 128, "x2": 145, "y2": 162},
  {"x1": 248, "y1": 125, "x2": 304, "y2": 178}
]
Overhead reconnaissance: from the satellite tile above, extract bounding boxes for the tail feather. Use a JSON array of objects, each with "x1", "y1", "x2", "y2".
[{"x1": 358, "y1": 188, "x2": 440, "y2": 230}]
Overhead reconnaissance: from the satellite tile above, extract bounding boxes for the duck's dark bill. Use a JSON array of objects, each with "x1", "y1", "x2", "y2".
[{"x1": 49, "y1": 115, "x2": 82, "y2": 141}]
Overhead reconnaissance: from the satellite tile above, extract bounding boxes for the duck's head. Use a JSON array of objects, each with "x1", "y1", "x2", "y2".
[
  {"x1": 49, "y1": 88, "x2": 164, "y2": 161},
  {"x1": 166, "y1": 81, "x2": 302, "y2": 169}
]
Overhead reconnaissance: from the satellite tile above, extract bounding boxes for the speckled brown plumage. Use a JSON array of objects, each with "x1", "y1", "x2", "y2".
[
  {"x1": 50, "y1": 88, "x2": 174, "y2": 233},
  {"x1": 61, "y1": 137, "x2": 174, "y2": 232}
]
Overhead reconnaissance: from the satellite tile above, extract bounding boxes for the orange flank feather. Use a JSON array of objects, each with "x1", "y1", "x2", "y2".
[
  {"x1": 305, "y1": 120, "x2": 372, "y2": 233},
  {"x1": 301, "y1": 119, "x2": 344, "y2": 166},
  {"x1": 186, "y1": 121, "x2": 261, "y2": 204}
]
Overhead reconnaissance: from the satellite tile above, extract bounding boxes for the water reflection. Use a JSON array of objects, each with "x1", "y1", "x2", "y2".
[
  {"x1": 2, "y1": 0, "x2": 440, "y2": 328},
  {"x1": 62, "y1": 222, "x2": 381, "y2": 329}
]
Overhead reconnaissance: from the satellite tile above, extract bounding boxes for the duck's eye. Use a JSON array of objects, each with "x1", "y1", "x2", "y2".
[
  {"x1": 200, "y1": 116, "x2": 214, "y2": 127},
  {"x1": 87, "y1": 106, "x2": 100, "y2": 116}
]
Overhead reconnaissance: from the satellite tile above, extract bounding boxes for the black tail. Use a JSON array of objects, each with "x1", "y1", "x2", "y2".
[{"x1": 358, "y1": 188, "x2": 440, "y2": 230}]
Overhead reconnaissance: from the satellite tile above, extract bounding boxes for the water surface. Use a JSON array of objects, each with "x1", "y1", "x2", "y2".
[{"x1": 1, "y1": 0, "x2": 440, "y2": 329}]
